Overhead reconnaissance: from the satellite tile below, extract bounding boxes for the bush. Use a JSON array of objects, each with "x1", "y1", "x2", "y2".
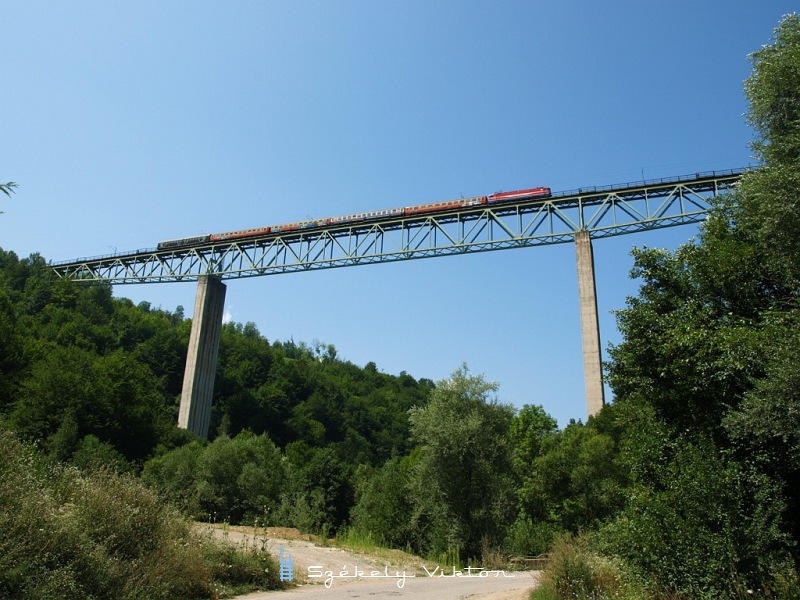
[
  {"x1": 70, "y1": 434, "x2": 132, "y2": 473},
  {"x1": 276, "y1": 443, "x2": 353, "y2": 536},
  {"x1": 504, "y1": 515, "x2": 559, "y2": 557},
  {"x1": 350, "y1": 455, "x2": 415, "y2": 548},
  {"x1": 0, "y1": 430, "x2": 283, "y2": 599},
  {"x1": 142, "y1": 431, "x2": 286, "y2": 524},
  {"x1": 531, "y1": 534, "x2": 641, "y2": 600},
  {"x1": 141, "y1": 439, "x2": 206, "y2": 517},
  {"x1": 599, "y1": 438, "x2": 796, "y2": 598},
  {"x1": 200, "y1": 532, "x2": 283, "y2": 597}
]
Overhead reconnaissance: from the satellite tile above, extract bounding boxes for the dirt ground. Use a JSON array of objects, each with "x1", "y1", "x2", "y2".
[
  {"x1": 197, "y1": 524, "x2": 424, "y2": 576},
  {"x1": 197, "y1": 524, "x2": 541, "y2": 600}
]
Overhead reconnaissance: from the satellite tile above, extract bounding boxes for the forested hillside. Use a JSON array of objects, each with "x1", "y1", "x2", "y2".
[{"x1": 0, "y1": 249, "x2": 438, "y2": 522}]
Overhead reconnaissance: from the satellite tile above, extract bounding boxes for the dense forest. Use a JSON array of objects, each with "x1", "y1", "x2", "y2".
[{"x1": 2, "y1": 14, "x2": 800, "y2": 600}]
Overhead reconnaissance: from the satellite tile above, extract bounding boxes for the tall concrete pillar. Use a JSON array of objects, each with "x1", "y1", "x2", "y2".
[
  {"x1": 574, "y1": 231, "x2": 605, "y2": 417},
  {"x1": 178, "y1": 275, "x2": 227, "y2": 438}
]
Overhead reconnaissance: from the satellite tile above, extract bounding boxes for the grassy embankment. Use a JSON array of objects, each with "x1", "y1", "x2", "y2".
[{"x1": 0, "y1": 430, "x2": 288, "y2": 600}]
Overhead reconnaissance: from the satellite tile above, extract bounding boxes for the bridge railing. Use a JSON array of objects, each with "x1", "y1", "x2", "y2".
[
  {"x1": 50, "y1": 248, "x2": 157, "y2": 267},
  {"x1": 552, "y1": 167, "x2": 748, "y2": 199}
]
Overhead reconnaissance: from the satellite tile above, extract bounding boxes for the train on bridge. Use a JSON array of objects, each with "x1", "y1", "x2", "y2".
[{"x1": 157, "y1": 186, "x2": 551, "y2": 250}]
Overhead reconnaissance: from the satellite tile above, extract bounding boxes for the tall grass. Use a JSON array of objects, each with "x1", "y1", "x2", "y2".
[
  {"x1": 333, "y1": 526, "x2": 423, "y2": 572},
  {"x1": 0, "y1": 430, "x2": 285, "y2": 599},
  {"x1": 335, "y1": 526, "x2": 508, "y2": 574},
  {"x1": 529, "y1": 534, "x2": 800, "y2": 600},
  {"x1": 529, "y1": 534, "x2": 642, "y2": 600}
]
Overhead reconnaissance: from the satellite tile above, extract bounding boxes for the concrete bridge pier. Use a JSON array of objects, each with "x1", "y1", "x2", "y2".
[
  {"x1": 574, "y1": 231, "x2": 605, "y2": 417},
  {"x1": 178, "y1": 275, "x2": 226, "y2": 438}
]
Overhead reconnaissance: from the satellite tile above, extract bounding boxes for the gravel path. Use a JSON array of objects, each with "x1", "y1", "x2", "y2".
[{"x1": 198, "y1": 524, "x2": 541, "y2": 600}]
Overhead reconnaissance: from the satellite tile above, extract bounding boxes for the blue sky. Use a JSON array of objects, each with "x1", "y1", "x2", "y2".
[{"x1": 1, "y1": 2, "x2": 794, "y2": 427}]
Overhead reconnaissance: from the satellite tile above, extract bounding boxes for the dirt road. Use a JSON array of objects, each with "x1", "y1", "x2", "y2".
[
  {"x1": 237, "y1": 572, "x2": 540, "y2": 600},
  {"x1": 198, "y1": 525, "x2": 541, "y2": 600}
]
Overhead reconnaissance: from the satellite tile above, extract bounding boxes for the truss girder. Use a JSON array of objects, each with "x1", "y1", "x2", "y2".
[{"x1": 51, "y1": 170, "x2": 743, "y2": 284}]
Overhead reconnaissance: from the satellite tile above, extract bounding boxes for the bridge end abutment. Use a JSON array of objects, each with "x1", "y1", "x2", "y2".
[
  {"x1": 575, "y1": 231, "x2": 605, "y2": 417},
  {"x1": 178, "y1": 275, "x2": 226, "y2": 438}
]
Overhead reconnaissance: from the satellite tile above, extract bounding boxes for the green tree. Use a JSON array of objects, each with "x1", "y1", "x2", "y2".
[
  {"x1": 10, "y1": 347, "x2": 169, "y2": 462},
  {"x1": 720, "y1": 18, "x2": 800, "y2": 532},
  {"x1": 407, "y1": 365, "x2": 516, "y2": 559},
  {"x1": 599, "y1": 14, "x2": 800, "y2": 596},
  {"x1": 194, "y1": 432, "x2": 285, "y2": 523},
  {"x1": 520, "y1": 418, "x2": 626, "y2": 535},
  {"x1": 142, "y1": 432, "x2": 286, "y2": 523},
  {"x1": 503, "y1": 404, "x2": 560, "y2": 555},
  {"x1": 509, "y1": 404, "x2": 558, "y2": 481},
  {"x1": 738, "y1": 14, "x2": 800, "y2": 294},
  {"x1": 720, "y1": 12, "x2": 800, "y2": 555},
  {"x1": 279, "y1": 442, "x2": 352, "y2": 535},
  {"x1": 141, "y1": 440, "x2": 206, "y2": 516},
  {"x1": 0, "y1": 182, "x2": 16, "y2": 214},
  {"x1": 601, "y1": 434, "x2": 789, "y2": 598},
  {"x1": 0, "y1": 290, "x2": 22, "y2": 408},
  {"x1": 350, "y1": 452, "x2": 419, "y2": 548}
]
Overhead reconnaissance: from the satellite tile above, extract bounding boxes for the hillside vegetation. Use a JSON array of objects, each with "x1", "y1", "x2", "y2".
[
  {"x1": 2, "y1": 14, "x2": 800, "y2": 600},
  {"x1": 0, "y1": 429, "x2": 284, "y2": 599},
  {"x1": 530, "y1": 15, "x2": 800, "y2": 599}
]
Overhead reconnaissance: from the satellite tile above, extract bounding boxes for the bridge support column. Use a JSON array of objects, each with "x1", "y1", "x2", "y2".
[
  {"x1": 178, "y1": 275, "x2": 226, "y2": 438},
  {"x1": 574, "y1": 231, "x2": 605, "y2": 417}
]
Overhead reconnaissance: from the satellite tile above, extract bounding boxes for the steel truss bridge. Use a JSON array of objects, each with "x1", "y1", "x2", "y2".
[{"x1": 52, "y1": 169, "x2": 744, "y2": 284}]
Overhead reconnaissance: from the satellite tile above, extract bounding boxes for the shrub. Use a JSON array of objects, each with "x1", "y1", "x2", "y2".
[
  {"x1": 599, "y1": 439, "x2": 795, "y2": 598},
  {"x1": 142, "y1": 431, "x2": 286, "y2": 524},
  {"x1": 0, "y1": 430, "x2": 283, "y2": 599},
  {"x1": 350, "y1": 455, "x2": 414, "y2": 548},
  {"x1": 200, "y1": 532, "x2": 283, "y2": 597},
  {"x1": 531, "y1": 534, "x2": 641, "y2": 600},
  {"x1": 141, "y1": 439, "x2": 206, "y2": 517},
  {"x1": 69, "y1": 434, "x2": 132, "y2": 473},
  {"x1": 505, "y1": 515, "x2": 559, "y2": 558}
]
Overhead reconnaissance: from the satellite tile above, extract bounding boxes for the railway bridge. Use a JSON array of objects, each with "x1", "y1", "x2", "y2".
[{"x1": 52, "y1": 169, "x2": 744, "y2": 437}]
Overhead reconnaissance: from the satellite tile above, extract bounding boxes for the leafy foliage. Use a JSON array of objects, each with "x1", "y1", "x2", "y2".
[
  {"x1": 0, "y1": 430, "x2": 282, "y2": 600},
  {"x1": 531, "y1": 534, "x2": 639, "y2": 600},
  {"x1": 587, "y1": 14, "x2": 800, "y2": 598},
  {"x1": 406, "y1": 365, "x2": 516, "y2": 558},
  {"x1": 350, "y1": 453, "x2": 419, "y2": 549},
  {"x1": 0, "y1": 181, "x2": 16, "y2": 215},
  {"x1": 142, "y1": 431, "x2": 286, "y2": 525},
  {"x1": 0, "y1": 182, "x2": 16, "y2": 197},
  {"x1": 4, "y1": 19, "x2": 800, "y2": 595},
  {"x1": 520, "y1": 416, "x2": 627, "y2": 536},
  {"x1": 0, "y1": 245, "x2": 433, "y2": 538}
]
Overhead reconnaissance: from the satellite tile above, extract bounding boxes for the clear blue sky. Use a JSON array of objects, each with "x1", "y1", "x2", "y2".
[{"x1": 1, "y1": 2, "x2": 794, "y2": 426}]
